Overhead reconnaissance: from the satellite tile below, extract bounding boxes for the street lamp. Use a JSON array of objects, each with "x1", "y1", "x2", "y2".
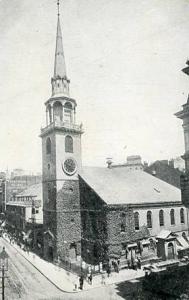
[{"x1": 0, "y1": 247, "x2": 9, "y2": 300}]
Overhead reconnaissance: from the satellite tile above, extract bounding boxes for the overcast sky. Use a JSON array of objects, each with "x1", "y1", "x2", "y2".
[{"x1": 0, "y1": 0, "x2": 189, "y2": 173}]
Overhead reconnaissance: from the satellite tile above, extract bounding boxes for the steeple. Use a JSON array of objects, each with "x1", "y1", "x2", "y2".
[{"x1": 51, "y1": 0, "x2": 70, "y2": 97}]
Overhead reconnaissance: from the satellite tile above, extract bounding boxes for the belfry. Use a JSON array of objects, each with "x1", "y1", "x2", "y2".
[{"x1": 40, "y1": 1, "x2": 83, "y2": 262}]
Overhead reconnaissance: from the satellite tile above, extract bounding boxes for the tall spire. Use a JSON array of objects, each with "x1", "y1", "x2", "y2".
[{"x1": 51, "y1": 0, "x2": 70, "y2": 97}]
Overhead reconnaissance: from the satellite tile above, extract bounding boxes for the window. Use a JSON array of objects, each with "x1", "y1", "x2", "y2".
[
  {"x1": 64, "y1": 102, "x2": 72, "y2": 123},
  {"x1": 134, "y1": 212, "x2": 139, "y2": 230},
  {"x1": 46, "y1": 137, "x2": 51, "y2": 154},
  {"x1": 147, "y1": 211, "x2": 152, "y2": 228},
  {"x1": 120, "y1": 212, "x2": 126, "y2": 232},
  {"x1": 159, "y1": 210, "x2": 164, "y2": 226},
  {"x1": 47, "y1": 183, "x2": 51, "y2": 202},
  {"x1": 180, "y1": 208, "x2": 185, "y2": 224},
  {"x1": 170, "y1": 209, "x2": 175, "y2": 225},
  {"x1": 65, "y1": 135, "x2": 73, "y2": 153},
  {"x1": 121, "y1": 223, "x2": 126, "y2": 232},
  {"x1": 53, "y1": 101, "x2": 63, "y2": 122},
  {"x1": 64, "y1": 101, "x2": 72, "y2": 109},
  {"x1": 35, "y1": 209, "x2": 39, "y2": 214}
]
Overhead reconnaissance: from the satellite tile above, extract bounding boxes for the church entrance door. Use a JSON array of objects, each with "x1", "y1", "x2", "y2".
[
  {"x1": 47, "y1": 246, "x2": 54, "y2": 261},
  {"x1": 167, "y1": 242, "x2": 174, "y2": 260},
  {"x1": 69, "y1": 243, "x2": 77, "y2": 261}
]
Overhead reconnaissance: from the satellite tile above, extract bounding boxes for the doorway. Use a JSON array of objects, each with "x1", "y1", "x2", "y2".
[{"x1": 167, "y1": 242, "x2": 174, "y2": 260}]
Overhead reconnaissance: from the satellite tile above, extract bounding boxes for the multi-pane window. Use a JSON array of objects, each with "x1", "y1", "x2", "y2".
[
  {"x1": 170, "y1": 209, "x2": 175, "y2": 225},
  {"x1": 134, "y1": 212, "x2": 139, "y2": 230},
  {"x1": 46, "y1": 137, "x2": 51, "y2": 154},
  {"x1": 147, "y1": 211, "x2": 152, "y2": 228},
  {"x1": 159, "y1": 209, "x2": 164, "y2": 226},
  {"x1": 180, "y1": 208, "x2": 185, "y2": 224},
  {"x1": 65, "y1": 135, "x2": 73, "y2": 153}
]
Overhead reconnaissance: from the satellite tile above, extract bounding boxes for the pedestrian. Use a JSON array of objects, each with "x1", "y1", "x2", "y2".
[
  {"x1": 114, "y1": 261, "x2": 119, "y2": 273},
  {"x1": 79, "y1": 275, "x2": 84, "y2": 290},
  {"x1": 112, "y1": 260, "x2": 116, "y2": 272},
  {"x1": 73, "y1": 279, "x2": 77, "y2": 291},
  {"x1": 127, "y1": 258, "x2": 131, "y2": 269},
  {"x1": 88, "y1": 273, "x2": 92, "y2": 285},
  {"x1": 101, "y1": 273, "x2": 106, "y2": 285},
  {"x1": 107, "y1": 265, "x2": 111, "y2": 277},
  {"x1": 137, "y1": 257, "x2": 141, "y2": 269},
  {"x1": 132, "y1": 257, "x2": 137, "y2": 270}
]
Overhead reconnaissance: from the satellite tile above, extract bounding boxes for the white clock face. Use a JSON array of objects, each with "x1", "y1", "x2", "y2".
[{"x1": 62, "y1": 158, "x2": 77, "y2": 176}]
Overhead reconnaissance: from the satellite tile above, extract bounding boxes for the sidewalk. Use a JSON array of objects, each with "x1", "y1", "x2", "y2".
[{"x1": 3, "y1": 236, "x2": 145, "y2": 293}]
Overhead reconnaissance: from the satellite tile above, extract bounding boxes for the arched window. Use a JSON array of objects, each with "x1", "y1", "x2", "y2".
[
  {"x1": 53, "y1": 101, "x2": 63, "y2": 122},
  {"x1": 65, "y1": 135, "x2": 73, "y2": 153},
  {"x1": 134, "y1": 212, "x2": 139, "y2": 230},
  {"x1": 120, "y1": 212, "x2": 126, "y2": 232},
  {"x1": 159, "y1": 210, "x2": 164, "y2": 226},
  {"x1": 46, "y1": 137, "x2": 51, "y2": 154},
  {"x1": 170, "y1": 209, "x2": 175, "y2": 225},
  {"x1": 180, "y1": 208, "x2": 185, "y2": 224},
  {"x1": 121, "y1": 224, "x2": 126, "y2": 232},
  {"x1": 147, "y1": 211, "x2": 152, "y2": 228},
  {"x1": 64, "y1": 102, "x2": 72, "y2": 123},
  {"x1": 47, "y1": 104, "x2": 52, "y2": 124}
]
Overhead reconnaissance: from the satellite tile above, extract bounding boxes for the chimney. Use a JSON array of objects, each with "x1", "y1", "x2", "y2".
[{"x1": 106, "y1": 158, "x2": 113, "y2": 169}]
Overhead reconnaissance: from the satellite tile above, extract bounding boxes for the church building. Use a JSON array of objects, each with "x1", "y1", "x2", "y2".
[{"x1": 40, "y1": 3, "x2": 189, "y2": 266}]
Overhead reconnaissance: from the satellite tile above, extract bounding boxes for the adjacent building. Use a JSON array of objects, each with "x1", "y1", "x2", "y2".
[
  {"x1": 6, "y1": 183, "x2": 43, "y2": 249},
  {"x1": 144, "y1": 160, "x2": 184, "y2": 189}
]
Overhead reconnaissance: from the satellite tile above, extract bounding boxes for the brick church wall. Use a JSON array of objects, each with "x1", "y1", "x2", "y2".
[
  {"x1": 56, "y1": 180, "x2": 81, "y2": 261},
  {"x1": 79, "y1": 177, "x2": 108, "y2": 264},
  {"x1": 79, "y1": 176, "x2": 150, "y2": 264}
]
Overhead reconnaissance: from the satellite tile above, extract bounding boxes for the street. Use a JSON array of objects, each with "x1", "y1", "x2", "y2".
[{"x1": 0, "y1": 238, "x2": 137, "y2": 300}]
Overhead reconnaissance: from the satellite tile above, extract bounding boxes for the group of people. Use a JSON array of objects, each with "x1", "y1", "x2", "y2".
[
  {"x1": 76, "y1": 272, "x2": 93, "y2": 290},
  {"x1": 127, "y1": 256, "x2": 141, "y2": 270}
]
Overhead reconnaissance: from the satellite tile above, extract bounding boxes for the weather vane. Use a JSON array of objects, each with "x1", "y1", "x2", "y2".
[{"x1": 57, "y1": 0, "x2": 60, "y2": 16}]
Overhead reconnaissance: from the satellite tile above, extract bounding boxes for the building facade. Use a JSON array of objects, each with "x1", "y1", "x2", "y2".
[
  {"x1": 6, "y1": 183, "x2": 43, "y2": 251},
  {"x1": 79, "y1": 166, "x2": 188, "y2": 266},
  {"x1": 144, "y1": 160, "x2": 184, "y2": 189}
]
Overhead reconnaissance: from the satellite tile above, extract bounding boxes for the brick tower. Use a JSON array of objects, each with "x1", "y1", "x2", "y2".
[{"x1": 40, "y1": 1, "x2": 83, "y2": 262}]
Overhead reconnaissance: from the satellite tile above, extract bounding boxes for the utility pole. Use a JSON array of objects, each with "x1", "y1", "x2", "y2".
[
  {"x1": 0, "y1": 247, "x2": 9, "y2": 300},
  {"x1": 29, "y1": 198, "x2": 36, "y2": 250},
  {"x1": 2, "y1": 265, "x2": 4, "y2": 300}
]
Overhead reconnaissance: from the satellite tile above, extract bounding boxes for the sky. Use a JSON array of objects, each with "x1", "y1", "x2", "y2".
[{"x1": 0, "y1": 0, "x2": 189, "y2": 173}]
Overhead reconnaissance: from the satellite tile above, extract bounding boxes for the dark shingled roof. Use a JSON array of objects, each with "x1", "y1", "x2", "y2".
[{"x1": 79, "y1": 167, "x2": 181, "y2": 205}]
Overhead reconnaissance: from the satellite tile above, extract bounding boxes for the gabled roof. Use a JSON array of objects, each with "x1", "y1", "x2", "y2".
[
  {"x1": 176, "y1": 236, "x2": 189, "y2": 249},
  {"x1": 16, "y1": 183, "x2": 42, "y2": 199},
  {"x1": 79, "y1": 167, "x2": 181, "y2": 205},
  {"x1": 156, "y1": 230, "x2": 174, "y2": 240}
]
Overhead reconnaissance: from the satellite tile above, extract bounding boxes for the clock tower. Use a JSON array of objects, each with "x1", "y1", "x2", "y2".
[{"x1": 40, "y1": 2, "x2": 83, "y2": 262}]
